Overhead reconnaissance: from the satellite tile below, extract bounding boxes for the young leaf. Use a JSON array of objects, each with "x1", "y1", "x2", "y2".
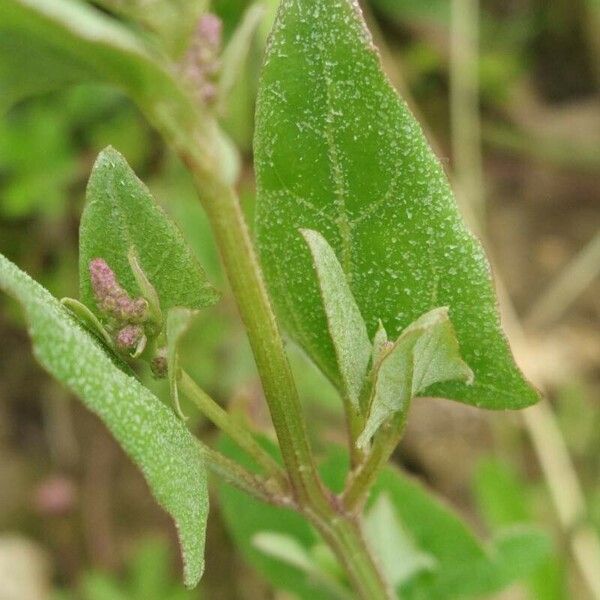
[
  {"x1": 371, "y1": 319, "x2": 388, "y2": 366},
  {"x1": 166, "y1": 307, "x2": 200, "y2": 420},
  {"x1": 255, "y1": 0, "x2": 538, "y2": 410},
  {"x1": 365, "y1": 493, "x2": 436, "y2": 587},
  {"x1": 80, "y1": 147, "x2": 219, "y2": 320},
  {"x1": 358, "y1": 307, "x2": 473, "y2": 446},
  {"x1": 301, "y1": 229, "x2": 371, "y2": 408},
  {"x1": 0, "y1": 253, "x2": 208, "y2": 587}
]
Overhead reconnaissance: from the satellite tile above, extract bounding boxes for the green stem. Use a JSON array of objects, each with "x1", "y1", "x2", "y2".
[
  {"x1": 343, "y1": 408, "x2": 410, "y2": 512},
  {"x1": 200, "y1": 444, "x2": 293, "y2": 507},
  {"x1": 179, "y1": 370, "x2": 287, "y2": 489},
  {"x1": 307, "y1": 508, "x2": 394, "y2": 600}
]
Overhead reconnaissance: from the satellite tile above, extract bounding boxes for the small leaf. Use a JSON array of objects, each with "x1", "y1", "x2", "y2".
[
  {"x1": 253, "y1": 533, "x2": 352, "y2": 600},
  {"x1": 80, "y1": 147, "x2": 219, "y2": 320},
  {"x1": 301, "y1": 228, "x2": 371, "y2": 408},
  {"x1": 253, "y1": 532, "x2": 316, "y2": 573},
  {"x1": 128, "y1": 247, "x2": 162, "y2": 324},
  {"x1": 0, "y1": 253, "x2": 208, "y2": 587},
  {"x1": 255, "y1": 0, "x2": 538, "y2": 411},
  {"x1": 60, "y1": 297, "x2": 114, "y2": 348},
  {"x1": 166, "y1": 307, "x2": 200, "y2": 420},
  {"x1": 371, "y1": 319, "x2": 388, "y2": 366},
  {"x1": 358, "y1": 307, "x2": 473, "y2": 446},
  {"x1": 365, "y1": 493, "x2": 436, "y2": 587}
]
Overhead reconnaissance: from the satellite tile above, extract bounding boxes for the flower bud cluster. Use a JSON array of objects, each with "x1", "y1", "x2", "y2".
[
  {"x1": 180, "y1": 13, "x2": 222, "y2": 105},
  {"x1": 89, "y1": 258, "x2": 148, "y2": 323},
  {"x1": 89, "y1": 258, "x2": 164, "y2": 367}
]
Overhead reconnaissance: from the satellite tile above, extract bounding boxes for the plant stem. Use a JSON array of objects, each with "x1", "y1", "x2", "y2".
[
  {"x1": 343, "y1": 408, "x2": 410, "y2": 512},
  {"x1": 307, "y1": 508, "x2": 394, "y2": 600},
  {"x1": 179, "y1": 370, "x2": 287, "y2": 488},
  {"x1": 200, "y1": 444, "x2": 293, "y2": 507}
]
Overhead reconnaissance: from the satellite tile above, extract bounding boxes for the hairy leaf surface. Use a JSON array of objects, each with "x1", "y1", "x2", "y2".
[
  {"x1": 80, "y1": 147, "x2": 219, "y2": 318},
  {"x1": 0, "y1": 253, "x2": 208, "y2": 587},
  {"x1": 254, "y1": 0, "x2": 538, "y2": 410},
  {"x1": 301, "y1": 229, "x2": 371, "y2": 408}
]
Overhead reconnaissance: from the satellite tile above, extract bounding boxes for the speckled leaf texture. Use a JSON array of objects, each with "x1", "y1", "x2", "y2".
[
  {"x1": 255, "y1": 0, "x2": 538, "y2": 410},
  {"x1": 0, "y1": 253, "x2": 207, "y2": 587},
  {"x1": 80, "y1": 147, "x2": 219, "y2": 317}
]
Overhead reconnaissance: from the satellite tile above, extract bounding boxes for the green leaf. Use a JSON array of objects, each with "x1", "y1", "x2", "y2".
[
  {"x1": 364, "y1": 493, "x2": 436, "y2": 587},
  {"x1": 358, "y1": 307, "x2": 473, "y2": 446},
  {"x1": 255, "y1": 0, "x2": 538, "y2": 410},
  {"x1": 80, "y1": 147, "x2": 219, "y2": 319},
  {"x1": 0, "y1": 253, "x2": 208, "y2": 587},
  {"x1": 0, "y1": 0, "x2": 200, "y2": 125},
  {"x1": 166, "y1": 308, "x2": 200, "y2": 420},
  {"x1": 301, "y1": 229, "x2": 371, "y2": 408},
  {"x1": 370, "y1": 464, "x2": 548, "y2": 599}
]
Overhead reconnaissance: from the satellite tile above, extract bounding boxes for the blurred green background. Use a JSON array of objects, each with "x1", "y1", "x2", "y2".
[{"x1": 0, "y1": 0, "x2": 599, "y2": 598}]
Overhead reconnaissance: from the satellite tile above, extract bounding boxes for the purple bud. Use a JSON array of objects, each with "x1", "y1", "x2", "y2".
[
  {"x1": 89, "y1": 258, "x2": 119, "y2": 302},
  {"x1": 151, "y1": 347, "x2": 168, "y2": 378},
  {"x1": 88, "y1": 258, "x2": 149, "y2": 324},
  {"x1": 115, "y1": 324, "x2": 144, "y2": 351},
  {"x1": 197, "y1": 13, "x2": 222, "y2": 50},
  {"x1": 181, "y1": 13, "x2": 222, "y2": 106}
]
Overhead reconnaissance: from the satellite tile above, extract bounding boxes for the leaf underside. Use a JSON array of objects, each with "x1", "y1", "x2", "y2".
[
  {"x1": 255, "y1": 0, "x2": 538, "y2": 410},
  {"x1": 0, "y1": 253, "x2": 208, "y2": 587}
]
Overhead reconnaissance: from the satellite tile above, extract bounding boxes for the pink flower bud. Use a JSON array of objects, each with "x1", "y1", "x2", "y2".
[
  {"x1": 180, "y1": 13, "x2": 223, "y2": 106},
  {"x1": 88, "y1": 259, "x2": 148, "y2": 324},
  {"x1": 115, "y1": 324, "x2": 144, "y2": 351},
  {"x1": 89, "y1": 258, "x2": 118, "y2": 302},
  {"x1": 197, "y1": 13, "x2": 222, "y2": 50}
]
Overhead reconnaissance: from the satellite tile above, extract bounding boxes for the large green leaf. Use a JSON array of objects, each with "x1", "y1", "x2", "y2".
[
  {"x1": 79, "y1": 147, "x2": 219, "y2": 317},
  {"x1": 254, "y1": 0, "x2": 538, "y2": 410},
  {"x1": 0, "y1": 253, "x2": 208, "y2": 587}
]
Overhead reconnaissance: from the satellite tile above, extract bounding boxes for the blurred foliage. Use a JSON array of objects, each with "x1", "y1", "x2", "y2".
[{"x1": 54, "y1": 538, "x2": 197, "y2": 600}]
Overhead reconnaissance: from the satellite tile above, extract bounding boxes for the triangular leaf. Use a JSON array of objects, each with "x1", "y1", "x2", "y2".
[
  {"x1": 358, "y1": 307, "x2": 473, "y2": 446},
  {"x1": 255, "y1": 0, "x2": 538, "y2": 410},
  {"x1": 301, "y1": 228, "x2": 371, "y2": 408},
  {"x1": 80, "y1": 147, "x2": 219, "y2": 320},
  {"x1": 0, "y1": 253, "x2": 208, "y2": 587}
]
